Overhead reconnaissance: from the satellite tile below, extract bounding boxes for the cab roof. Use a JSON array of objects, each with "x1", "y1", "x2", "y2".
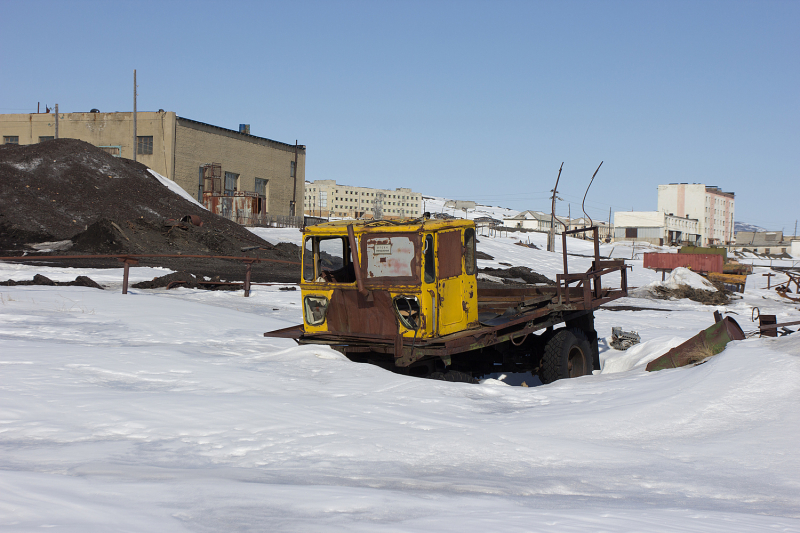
[{"x1": 303, "y1": 217, "x2": 475, "y2": 236}]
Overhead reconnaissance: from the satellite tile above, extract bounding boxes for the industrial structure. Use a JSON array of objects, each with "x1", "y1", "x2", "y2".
[
  {"x1": 303, "y1": 180, "x2": 422, "y2": 219},
  {"x1": 0, "y1": 110, "x2": 305, "y2": 223},
  {"x1": 733, "y1": 231, "x2": 797, "y2": 255}
]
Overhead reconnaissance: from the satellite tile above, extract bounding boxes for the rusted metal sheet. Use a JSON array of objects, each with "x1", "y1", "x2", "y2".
[
  {"x1": 643, "y1": 253, "x2": 723, "y2": 274},
  {"x1": 646, "y1": 317, "x2": 745, "y2": 372},
  {"x1": 325, "y1": 289, "x2": 398, "y2": 336},
  {"x1": 203, "y1": 192, "x2": 262, "y2": 226},
  {"x1": 437, "y1": 230, "x2": 462, "y2": 279}
]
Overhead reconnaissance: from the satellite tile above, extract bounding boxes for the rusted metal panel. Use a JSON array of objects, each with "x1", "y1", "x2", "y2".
[
  {"x1": 437, "y1": 230, "x2": 462, "y2": 279},
  {"x1": 325, "y1": 289, "x2": 398, "y2": 336},
  {"x1": 645, "y1": 317, "x2": 745, "y2": 371},
  {"x1": 203, "y1": 192, "x2": 262, "y2": 226},
  {"x1": 643, "y1": 253, "x2": 723, "y2": 274}
]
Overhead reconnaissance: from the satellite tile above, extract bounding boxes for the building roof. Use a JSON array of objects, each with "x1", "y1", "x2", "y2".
[{"x1": 734, "y1": 231, "x2": 797, "y2": 247}]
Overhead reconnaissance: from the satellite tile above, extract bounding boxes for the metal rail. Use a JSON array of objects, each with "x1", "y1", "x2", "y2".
[{"x1": 0, "y1": 254, "x2": 300, "y2": 296}]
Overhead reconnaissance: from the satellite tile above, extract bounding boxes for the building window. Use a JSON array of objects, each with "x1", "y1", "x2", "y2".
[
  {"x1": 224, "y1": 172, "x2": 239, "y2": 196},
  {"x1": 290, "y1": 161, "x2": 296, "y2": 177},
  {"x1": 39, "y1": 136, "x2": 54, "y2": 142},
  {"x1": 3, "y1": 136, "x2": 19, "y2": 144},
  {"x1": 137, "y1": 136, "x2": 153, "y2": 155},
  {"x1": 99, "y1": 145, "x2": 121, "y2": 157}
]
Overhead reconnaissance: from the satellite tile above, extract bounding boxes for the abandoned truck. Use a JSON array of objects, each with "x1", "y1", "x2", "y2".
[{"x1": 265, "y1": 216, "x2": 629, "y2": 384}]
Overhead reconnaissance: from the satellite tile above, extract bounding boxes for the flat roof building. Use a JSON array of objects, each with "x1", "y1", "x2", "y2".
[
  {"x1": 0, "y1": 111, "x2": 305, "y2": 220},
  {"x1": 304, "y1": 180, "x2": 422, "y2": 219}
]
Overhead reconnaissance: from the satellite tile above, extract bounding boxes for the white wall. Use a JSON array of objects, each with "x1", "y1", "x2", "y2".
[{"x1": 614, "y1": 211, "x2": 664, "y2": 227}]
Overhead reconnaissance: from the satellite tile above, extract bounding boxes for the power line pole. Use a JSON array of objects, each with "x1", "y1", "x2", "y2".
[
  {"x1": 547, "y1": 163, "x2": 564, "y2": 252},
  {"x1": 133, "y1": 69, "x2": 137, "y2": 162}
]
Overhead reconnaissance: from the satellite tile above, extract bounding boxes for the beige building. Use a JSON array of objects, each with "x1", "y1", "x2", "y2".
[
  {"x1": 0, "y1": 111, "x2": 305, "y2": 217},
  {"x1": 304, "y1": 180, "x2": 423, "y2": 219}
]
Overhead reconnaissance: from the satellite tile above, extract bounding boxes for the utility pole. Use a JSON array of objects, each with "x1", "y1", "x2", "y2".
[
  {"x1": 133, "y1": 69, "x2": 137, "y2": 162},
  {"x1": 54, "y1": 103, "x2": 59, "y2": 139},
  {"x1": 547, "y1": 163, "x2": 564, "y2": 252},
  {"x1": 291, "y1": 140, "x2": 299, "y2": 217}
]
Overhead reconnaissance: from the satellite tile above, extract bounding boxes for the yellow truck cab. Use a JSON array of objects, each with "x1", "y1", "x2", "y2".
[
  {"x1": 266, "y1": 215, "x2": 628, "y2": 383},
  {"x1": 300, "y1": 217, "x2": 478, "y2": 341}
]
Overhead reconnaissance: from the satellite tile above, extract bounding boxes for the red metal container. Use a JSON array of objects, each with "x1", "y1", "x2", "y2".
[{"x1": 643, "y1": 253, "x2": 723, "y2": 274}]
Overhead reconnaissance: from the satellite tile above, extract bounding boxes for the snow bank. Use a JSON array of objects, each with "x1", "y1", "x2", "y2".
[
  {"x1": 632, "y1": 267, "x2": 718, "y2": 298},
  {"x1": 148, "y1": 169, "x2": 207, "y2": 210}
]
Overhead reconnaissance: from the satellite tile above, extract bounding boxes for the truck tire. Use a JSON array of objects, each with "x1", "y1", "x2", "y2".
[
  {"x1": 539, "y1": 328, "x2": 593, "y2": 384},
  {"x1": 428, "y1": 370, "x2": 478, "y2": 384}
]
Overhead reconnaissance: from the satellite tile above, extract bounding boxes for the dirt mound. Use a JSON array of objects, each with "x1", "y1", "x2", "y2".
[
  {"x1": 0, "y1": 139, "x2": 300, "y2": 282},
  {"x1": 1, "y1": 274, "x2": 104, "y2": 289},
  {"x1": 651, "y1": 285, "x2": 731, "y2": 305},
  {"x1": 479, "y1": 266, "x2": 555, "y2": 285}
]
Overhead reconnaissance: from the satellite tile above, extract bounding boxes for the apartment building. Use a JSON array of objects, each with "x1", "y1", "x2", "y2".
[
  {"x1": 303, "y1": 180, "x2": 423, "y2": 219},
  {"x1": 657, "y1": 184, "x2": 735, "y2": 245}
]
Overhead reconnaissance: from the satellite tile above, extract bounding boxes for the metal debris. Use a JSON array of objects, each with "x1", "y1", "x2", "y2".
[{"x1": 610, "y1": 327, "x2": 641, "y2": 350}]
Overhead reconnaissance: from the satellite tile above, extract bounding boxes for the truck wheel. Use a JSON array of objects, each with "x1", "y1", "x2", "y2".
[
  {"x1": 428, "y1": 370, "x2": 478, "y2": 384},
  {"x1": 539, "y1": 328, "x2": 593, "y2": 384}
]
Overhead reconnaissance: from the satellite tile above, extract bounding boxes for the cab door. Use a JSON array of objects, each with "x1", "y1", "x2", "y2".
[{"x1": 436, "y1": 229, "x2": 464, "y2": 335}]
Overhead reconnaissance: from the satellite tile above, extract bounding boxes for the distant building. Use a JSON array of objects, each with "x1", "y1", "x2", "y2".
[
  {"x1": 568, "y1": 217, "x2": 612, "y2": 240},
  {"x1": 613, "y1": 211, "x2": 701, "y2": 246},
  {"x1": 303, "y1": 180, "x2": 422, "y2": 219},
  {"x1": 0, "y1": 111, "x2": 305, "y2": 221},
  {"x1": 657, "y1": 184, "x2": 735, "y2": 246},
  {"x1": 503, "y1": 211, "x2": 556, "y2": 232},
  {"x1": 733, "y1": 231, "x2": 797, "y2": 255}
]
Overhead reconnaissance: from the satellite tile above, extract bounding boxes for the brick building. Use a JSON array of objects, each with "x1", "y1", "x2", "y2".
[{"x1": 0, "y1": 111, "x2": 305, "y2": 219}]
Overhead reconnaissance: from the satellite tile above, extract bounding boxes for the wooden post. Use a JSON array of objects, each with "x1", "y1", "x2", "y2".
[
  {"x1": 244, "y1": 262, "x2": 252, "y2": 297},
  {"x1": 122, "y1": 262, "x2": 130, "y2": 294}
]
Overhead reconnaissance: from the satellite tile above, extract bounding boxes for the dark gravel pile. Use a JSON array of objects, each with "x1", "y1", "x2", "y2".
[
  {"x1": 1, "y1": 274, "x2": 104, "y2": 289},
  {"x1": 0, "y1": 139, "x2": 300, "y2": 282},
  {"x1": 479, "y1": 266, "x2": 555, "y2": 285}
]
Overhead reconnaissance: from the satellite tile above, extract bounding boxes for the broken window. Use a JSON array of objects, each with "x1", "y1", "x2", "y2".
[
  {"x1": 224, "y1": 172, "x2": 239, "y2": 196},
  {"x1": 464, "y1": 227, "x2": 476, "y2": 275},
  {"x1": 136, "y1": 136, "x2": 153, "y2": 155},
  {"x1": 424, "y1": 234, "x2": 435, "y2": 284},
  {"x1": 3, "y1": 136, "x2": 19, "y2": 145},
  {"x1": 302, "y1": 236, "x2": 354, "y2": 283}
]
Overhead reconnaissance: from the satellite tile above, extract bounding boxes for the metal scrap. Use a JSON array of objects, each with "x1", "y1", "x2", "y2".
[{"x1": 610, "y1": 327, "x2": 641, "y2": 350}]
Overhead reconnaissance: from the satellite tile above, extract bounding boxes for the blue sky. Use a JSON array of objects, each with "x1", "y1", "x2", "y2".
[{"x1": 1, "y1": 1, "x2": 797, "y2": 230}]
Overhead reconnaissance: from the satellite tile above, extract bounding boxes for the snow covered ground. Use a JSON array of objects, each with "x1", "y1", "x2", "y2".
[{"x1": 2, "y1": 227, "x2": 800, "y2": 532}]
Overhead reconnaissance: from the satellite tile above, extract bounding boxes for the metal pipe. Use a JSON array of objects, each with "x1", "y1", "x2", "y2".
[
  {"x1": 0, "y1": 254, "x2": 300, "y2": 265},
  {"x1": 346, "y1": 224, "x2": 368, "y2": 296}
]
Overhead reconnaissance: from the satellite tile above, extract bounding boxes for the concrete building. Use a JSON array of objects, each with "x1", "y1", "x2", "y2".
[
  {"x1": 657, "y1": 184, "x2": 735, "y2": 246},
  {"x1": 303, "y1": 180, "x2": 422, "y2": 219},
  {"x1": 613, "y1": 211, "x2": 701, "y2": 246},
  {"x1": 733, "y1": 231, "x2": 797, "y2": 255},
  {"x1": 0, "y1": 111, "x2": 305, "y2": 219}
]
